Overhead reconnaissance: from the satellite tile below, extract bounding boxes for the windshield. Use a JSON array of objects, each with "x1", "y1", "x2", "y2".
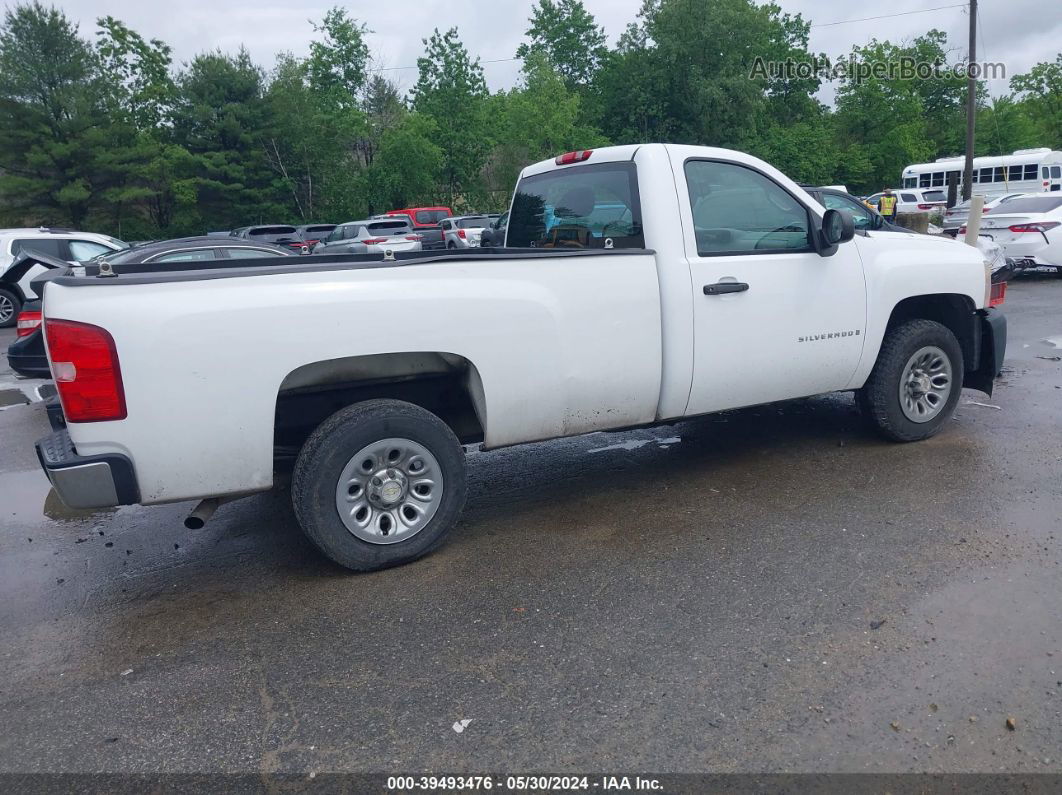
[
  {"x1": 922, "y1": 191, "x2": 947, "y2": 202},
  {"x1": 507, "y1": 162, "x2": 644, "y2": 249},
  {"x1": 367, "y1": 221, "x2": 412, "y2": 236},
  {"x1": 989, "y1": 196, "x2": 1062, "y2": 214},
  {"x1": 455, "y1": 217, "x2": 488, "y2": 229}
]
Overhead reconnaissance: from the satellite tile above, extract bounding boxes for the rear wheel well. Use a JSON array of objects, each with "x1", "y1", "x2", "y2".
[
  {"x1": 885, "y1": 294, "x2": 978, "y2": 370},
  {"x1": 274, "y1": 353, "x2": 485, "y2": 470}
]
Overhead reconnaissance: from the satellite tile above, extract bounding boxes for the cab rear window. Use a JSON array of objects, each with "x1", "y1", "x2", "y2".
[{"x1": 508, "y1": 162, "x2": 644, "y2": 250}]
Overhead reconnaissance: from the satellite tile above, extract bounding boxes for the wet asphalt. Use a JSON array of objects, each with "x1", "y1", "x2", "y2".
[{"x1": 1, "y1": 278, "x2": 1061, "y2": 776}]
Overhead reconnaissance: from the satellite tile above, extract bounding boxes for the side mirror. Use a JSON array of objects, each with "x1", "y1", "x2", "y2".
[{"x1": 822, "y1": 208, "x2": 855, "y2": 245}]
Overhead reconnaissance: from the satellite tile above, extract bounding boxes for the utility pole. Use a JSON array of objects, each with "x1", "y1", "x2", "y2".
[{"x1": 962, "y1": 0, "x2": 978, "y2": 201}]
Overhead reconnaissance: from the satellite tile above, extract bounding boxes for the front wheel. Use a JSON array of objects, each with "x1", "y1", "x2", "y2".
[
  {"x1": 292, "y1": 399, "x2": 467, "y2": 571},
  {"x1": 858, "y1": 319, "x2": 964, "y2": 442}
]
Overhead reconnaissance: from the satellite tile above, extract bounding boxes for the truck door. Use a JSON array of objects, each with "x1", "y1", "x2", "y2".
[{"x1": 671, "y1": 155, "x2": 868, "y2": 416}]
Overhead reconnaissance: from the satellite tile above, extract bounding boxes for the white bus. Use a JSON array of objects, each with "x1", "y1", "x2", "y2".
[{"x1": 901, "y1": 148, "x2": 1062, "y2": 199}]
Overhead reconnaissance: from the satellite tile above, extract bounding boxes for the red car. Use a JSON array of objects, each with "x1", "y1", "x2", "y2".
[{"x1": 384, "y1": 207, "x2": 452, "y2": 250}]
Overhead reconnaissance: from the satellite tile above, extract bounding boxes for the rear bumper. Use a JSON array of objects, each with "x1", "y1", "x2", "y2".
[
  {"x1": 6, "y1": 329, "x2": 49, "y2": 377},
  {"x1": 36, "y1": 428, "x2": 139, "y2": 509}
]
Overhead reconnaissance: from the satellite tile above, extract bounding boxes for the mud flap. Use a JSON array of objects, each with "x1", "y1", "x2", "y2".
[{"x1": 963, "y1": 309, "x2": 1007, "y2": 397}]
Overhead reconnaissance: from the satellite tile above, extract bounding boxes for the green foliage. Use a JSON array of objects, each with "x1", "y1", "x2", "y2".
[
  {"x1": 488, "y1": 52, "x2": 609, "y2": 200},
  {"x1": 0, "y1": 0, "x2": 1058, "y2": 236},
  {"x1": 1010, "y1": 54, "x2": 1062, "y2": 148},
  {"x1": 516, "y1": 0, "x2": 607, "y2": 89},
  {"x1": 308, "y1": 7, "x2": 370, "y2": 108},
  {"x1": 411, "y1": 28, "x2": 489, "y2": 208}
]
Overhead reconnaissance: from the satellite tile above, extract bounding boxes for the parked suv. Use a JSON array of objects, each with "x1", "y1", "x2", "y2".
[
  {"x1": 865, "y1": 189, "x2": 947, "y2": 215},
  {"x1": 441, "y1": 215, "x2": 490, "y2": 248},
  {"x1": 0, "y1": 228, "x2": 127, "y2": 326},
  {"x1": 384, "y1": 207, "x2": 452, "y2": 250},
  {"x1": 314, "y1": 218, "x2": 422, "y2": 255}
]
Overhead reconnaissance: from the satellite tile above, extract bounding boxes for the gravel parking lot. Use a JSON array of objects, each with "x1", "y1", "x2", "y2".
[{"x1": 1, "y1": 279, "x2": 1061, "y2": 777}]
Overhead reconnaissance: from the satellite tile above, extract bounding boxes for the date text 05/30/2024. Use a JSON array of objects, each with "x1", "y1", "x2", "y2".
[{"x1": 386, "y1": 775, "x2": 664, "y2": 791}]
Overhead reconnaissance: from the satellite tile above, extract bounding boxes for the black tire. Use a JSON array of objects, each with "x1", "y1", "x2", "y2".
[
  {"x1": 858, "y1": 319, "x2": 964, "y2": 442},
  {"x1": 447, "y1": 241, "x2": 456, "y2": 249},
  {"x1": 0, "y1": 287, "x2": 21, "y2": 328},
  {"x1": 292, "y1": 399, "x2": 467, "y2": 571}
]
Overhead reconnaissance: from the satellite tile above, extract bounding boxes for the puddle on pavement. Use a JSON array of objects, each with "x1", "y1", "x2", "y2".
[
  {"x1": 0, "y1": 468, "x2": 116, "y2": 526},
  {"x1": 0, "y1": 388, "x2": 29, "y2": 408},
  {"x1": 588, "y1": 435, "x2": 682, "y2": 454}
]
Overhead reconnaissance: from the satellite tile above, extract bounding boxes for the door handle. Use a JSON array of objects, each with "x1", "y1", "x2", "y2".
[{"x1": 703, "y1": 281, "x2": 749, "y2": 295}]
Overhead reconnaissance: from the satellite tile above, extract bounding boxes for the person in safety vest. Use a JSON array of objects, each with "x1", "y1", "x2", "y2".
[{"x1": 879, "y1": 188, "x2": 898, "y2": 221}]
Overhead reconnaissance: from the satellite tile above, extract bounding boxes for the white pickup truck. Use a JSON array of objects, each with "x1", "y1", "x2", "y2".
[{"x1": 34, "y1": 144, "x2": 1006, "y2": 571}]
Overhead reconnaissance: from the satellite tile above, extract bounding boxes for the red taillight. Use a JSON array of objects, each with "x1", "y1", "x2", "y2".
[
  {"x1": 989, "y1": 281, "x2": 1006, "y2": 307},
  {"x1": 457, "y1": 229, "x2": 466, "y2": 239},
  {"x1": 1008, "y1": 222, "x2": 1061, "y2": 233},
  {"x1": 983, "y1": 207, "x2": 990, "y2": 213},
  {"x1": 44, "y1": 319, "x2": 126, "y2": 423},
  {"x1": 958, "y1": 225, "x2": 967, "y2": 234},
  {"x1": 405, "y1": 235, "x2": 421, "y2": 241},
  {"x1": 555, "y1": 149, "x2": 593, "y2": 165},
  {"x1": 362, "y1": 238, "x2": 387, "y2": 244},
  {"x1": 16, "y1": 309, "x2": 42, "y2": 338},
  {"x1": 918, "y1": 203, "x2": 933, "y2": 210}
]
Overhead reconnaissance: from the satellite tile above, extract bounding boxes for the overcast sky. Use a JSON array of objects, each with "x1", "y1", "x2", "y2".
[{"x1": 51, "y1": 0, "x2": 1062, "y2": 103}]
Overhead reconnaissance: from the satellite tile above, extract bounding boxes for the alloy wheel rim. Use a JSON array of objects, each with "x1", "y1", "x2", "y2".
[
  {"x1": 334, "y1": 437, "x2": 443, "y2": 544},
  {"x1": 899, "y1": 345, "x2": 953, "y2": 423},
  {"x1": 0, "y1": 294, "x2": 12, "y2": 323}
]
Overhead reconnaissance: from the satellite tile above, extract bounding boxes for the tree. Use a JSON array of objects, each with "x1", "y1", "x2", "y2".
[
  {"x1": 172, "y1": 49, "x2": 284, "y2": 229},
  {"x1": 592, "y1": 0, "x2": 820, "y2": 149},
  {"x1": 308, "y1": 6, "x2": 370, "y2": 108},
  {"x1": 0, "y1": 2, "x2": 104, "y2": 225},
  {"x1": 516, "y1": 0, "x2": 607, "y2": 89},
  {"x1": 95, "y1": 15, "x2": 175, "y2": 130},
  {"x1": 832, "y1": 39, "x2": 936, "y2": 193},
  {"x1": 488, "y1": 53, "x2": 608, "y2": 198},
  {"x1": 364, "y1": 113, "x2": 442, "y2": 212},
  {"x1": 411, "y1": 28, "x2": 489, "y2": 207},
  {"x1": 1010, "y1": 54, "x2": 1062, "y2": 149}
]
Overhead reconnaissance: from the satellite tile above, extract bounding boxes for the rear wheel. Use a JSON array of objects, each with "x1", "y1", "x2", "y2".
[
  {"x1": 0, "y1": 287, "x2": 20, "y2": 328},
  {"x1": 858, "y1": 319, "x2": 963, "y2": 442},
  {"x1": 292, "y1": 399, "x2": 467, "y2": 571}
]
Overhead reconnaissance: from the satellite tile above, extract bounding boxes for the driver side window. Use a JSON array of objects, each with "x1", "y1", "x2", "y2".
[{"x1": 685, "y1": 160, "x2": 811, "y2": 256}]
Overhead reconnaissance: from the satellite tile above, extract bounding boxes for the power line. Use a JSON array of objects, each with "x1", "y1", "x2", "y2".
[
  {"x1": 810, "y1": 3, "x2": 968, "y2": 29},
  {"x1": 368, "y1": 4, "x2": 975, "y2": 74},
  {"x1": 370, "y1": 56, "x2": 520, "y2": 73}
]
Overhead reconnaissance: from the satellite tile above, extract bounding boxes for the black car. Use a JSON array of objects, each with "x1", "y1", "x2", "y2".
[
  {"x1": 479, "y1": 211, "x2": 508, "y2": 247},
  {"x1": 5, "y1": 237, "x2": 298, "y2": 377},
  {"x1": 295, "y1": 224, "x2": 337, "y2": 249},
  {"x1": 802, "y1": 187, "x2": 907, "y2": 233}
]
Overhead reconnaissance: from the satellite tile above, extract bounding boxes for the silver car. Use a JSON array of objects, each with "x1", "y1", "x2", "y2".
[
  {"x1": 314, "y1": 218, "x2": 422, "y2": 255},
  {"x1": 441, "y1": 216, "x2": 490, "y2": 249}
]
